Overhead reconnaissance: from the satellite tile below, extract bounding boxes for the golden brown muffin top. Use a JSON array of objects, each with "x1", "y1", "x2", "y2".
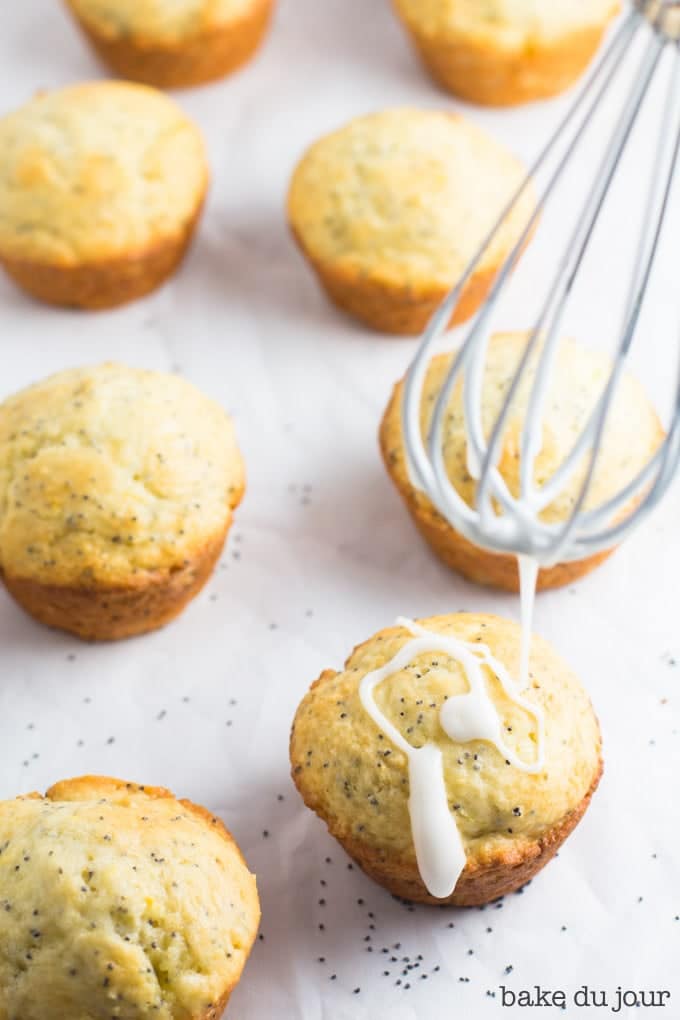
[
  {"x1": 288, "y1": 108, "x2": 533, "y2": 292},
  {"x1": 0, "y1": 363, "x2": 244, "y2": 587},
  {"x1": 0, "y1": 82, "x2": 207, "y2": 266},
  {"x1": 394, "y1": 0, "x2": 620, "y2": 48},
  {"x1": 66, "y1": 0, "x2": 261, "y2": 44},
  {"x1": 291, "y1": 614, "x2": 601, "y2": 865},
  {"x1": 0, "y1": 776, "x2": 259, "y2": 1020},
  {"x1": 380, "y1": 332, "x2": 663, "y2": 526}
]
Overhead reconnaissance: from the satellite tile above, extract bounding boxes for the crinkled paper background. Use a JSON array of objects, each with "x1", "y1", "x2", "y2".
[{"x1": 1, "y1": 3, "x2": 679, "y2": 1017}]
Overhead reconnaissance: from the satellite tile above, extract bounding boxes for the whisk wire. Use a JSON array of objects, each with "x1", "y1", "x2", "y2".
[
  {"x1": 419, "y1": 7, "x2": 646, "y2": 512},
  {"x1": 556, "y1": 41, "x2": 680, "y2": 554},
  {"x1": 403, "y1": 1, "x2": 680, "y2": 564},
  {"x1": 517, "y1": 21, "x2": 669, "y2": 508},
  {"x1": 530, "y1": 27, "x2": 670, "y2": 561},
  {"x1": 403, "y1": 7, "x2": 641, "y2": 504}
]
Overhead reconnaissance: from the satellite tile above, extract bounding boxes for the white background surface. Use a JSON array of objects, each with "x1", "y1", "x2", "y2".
[{"x1": 1, "y1": 3, "x2": 679, "y2": 1018}]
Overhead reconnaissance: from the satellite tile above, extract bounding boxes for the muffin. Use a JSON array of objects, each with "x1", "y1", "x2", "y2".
[
  {"x1": 380, "y1": 332, "x2": 664, "y2": 591},
  {"x1": 0, "y1": 776, "x2": 260, "y2": 1020},
  {"x1": 0, "y1": 81, "x2": 208, "y2": 309},
  {"x1": 291, "y1": 614, "x2": 602, "y2": 905},
  {"x1": 0, "y1": 363, "x2": 245, "y2": 640},
  {"x1": 287, "y1": 109, "x2": 534, "y2": 335},
  {"x1": 63, "y1": 0, "x2": 274, "y2": 89},
  {"x1": 393, "y1": 0, "x2": 620, "y2": 106}
]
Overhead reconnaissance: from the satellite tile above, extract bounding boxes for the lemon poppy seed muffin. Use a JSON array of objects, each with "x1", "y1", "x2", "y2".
[
  {"x1": 291, "y1": 614, "x2": 602, "y2": 905},
  {"x1": 287, "y1": 109, "x2": 534, "y2": 335},
  {"x1": 393, "y1": 0, "x2": 620, "y2": 106},
  {"x1": 380, "y1": 332, "x2": 664, "y2": 591},
  {"x1": 0, "y1": 363, "x2": 245, "y2": 640},
  {"x1": 0, "y1": 82, "x2": 208, "y2": 309},
  {"x1": 0, "y1": 776, "x2": 260, "y2": 1020},
  {"x1": 63, "y1": 0, "x2": 274, "y2": 89}
]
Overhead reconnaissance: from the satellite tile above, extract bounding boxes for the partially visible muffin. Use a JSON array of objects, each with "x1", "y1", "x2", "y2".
[
  {"x1": 63, "y1": 0, "x2": 274, "y2": 89},
  {"x1": 379, "y1": 332, "x2": 664, "y2": 591},
  {"x1": 0, "y1": 776, "x2": 260, "y2": 1020},
  {"x1": 288, "y1": 109, "x2": 534, "y2": 335},
  {"x1": 0, "y1": 82, "x2": 208, "y2": 309},
  {"x1": 393, "y1": 0, "x2": 620, "y2": 106},
  {"x1": 0, "y1": 363, "x2": 245, "y2": 640},
  {"x1": 291, "y1": 613, "x2": 602, "y2": 905}
]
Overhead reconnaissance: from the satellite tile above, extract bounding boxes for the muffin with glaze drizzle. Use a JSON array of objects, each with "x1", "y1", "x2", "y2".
[
  {"x1": 392, "y1": 0, "x2": 620, "y2": 106},
  {"x1": 291, "y1": 613, "x2": 602, "y2": 906},
  {"x1": 0, "y1": 776, "x2": 260, "y2": 1020},
  {"x1": 380, "y1": 331, "x2": 664, "y2": 591},
  {"x1": 0, "y1": 81, "x2": 208, "y2": 309},
  {"x1": 0, "y1": 363, "x2": 244, "y2": 640},
  {"x1": 63, "y1": 0, "x2": 274, "y2": 89},
  {"x1": 287, "y1": 108, "x2": 534, "y2": 335}
]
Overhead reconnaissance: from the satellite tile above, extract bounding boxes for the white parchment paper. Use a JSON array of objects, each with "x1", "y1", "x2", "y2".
[{"x1": 0, "y1": 2, "x2": 678, "y2": 1018}]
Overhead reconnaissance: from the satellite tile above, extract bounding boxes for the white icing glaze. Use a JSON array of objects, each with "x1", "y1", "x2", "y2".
[
  {"x1": 518, "y1": 554, "x2": 539, "y2": 690},
  {"x1": 455, "y1": 329, "x2": 608, "y2": 561},
  {"x1": 457, "y1": 348, "x2": 542, "y2": 691},
  {"x1": 359, "y1": 617, "x2": 545, "y2": 899},
  {"x1": 408, "y1": 744, "x2": 466, "y2": 900}
]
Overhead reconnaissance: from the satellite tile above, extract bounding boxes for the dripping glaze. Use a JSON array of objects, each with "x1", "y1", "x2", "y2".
[
  {"x1": 358, "y1": 617, "x2": 545, "y2": 899},
  {"x1": 391, "y1": 333, "x2": 580, "y2": 896}
]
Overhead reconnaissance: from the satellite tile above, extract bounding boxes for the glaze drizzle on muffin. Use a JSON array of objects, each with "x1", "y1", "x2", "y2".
[
  {"x1": 360, "y1": 617, "x2": 545, "y2": 898},
  {"x1": 291, "y1": 613, "x2": 602, "y2": 906}
]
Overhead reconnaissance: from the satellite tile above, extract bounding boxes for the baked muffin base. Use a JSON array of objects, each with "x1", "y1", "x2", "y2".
[
  {"x1": 0, "y1": 200, "x2": 205, "y2": 310},
  {"x1": 1, "y1": 524, "x2": 231, "y2": 641},
  {"x1": 318, "y1": 760, "x2": 602, "y2": 906},
  {"x1": 66, "y1": 0, "x2": 274, "y2": 89},
  {"x1": 379, "y1": 396, "x2": 620, "y2": 590},
  {"x1": 395, "y1": 483, "x2": 614, "y2": 591},
  {"x1": 400, "y1": 20, "x2": 615, "y2": 107},
  {"x1": 291, "y1": 218, "x2": 503, "y2": 335},
  {"x1": 290, "y1": 204, "x2": 537, "y2": 336}
]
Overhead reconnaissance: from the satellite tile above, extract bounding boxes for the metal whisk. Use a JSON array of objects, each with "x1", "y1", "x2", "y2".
[{"x1": 402, "y1": 0, "x2": 680, "y2": 567}]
